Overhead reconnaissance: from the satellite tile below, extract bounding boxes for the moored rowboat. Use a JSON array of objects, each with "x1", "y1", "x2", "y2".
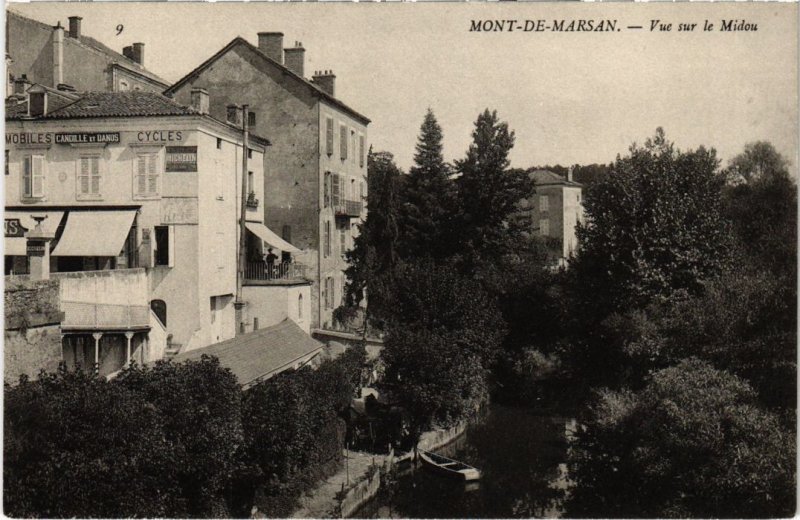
[{"x1": 418, "y1": 449, "x2": 481, "y2": 481}]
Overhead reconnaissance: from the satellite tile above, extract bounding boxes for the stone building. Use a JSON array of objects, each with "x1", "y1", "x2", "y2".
[
  {"x1": 5, "y1": 88, "x2": 309, "y2": 373},
  {"x1": 516, "y1": 169, "x2": 584, "y2": 265},
  {"x1": 165, "y1": 33, "x2": 370, "y2": 330},
  {"x1": 6, "y1": 10, "x2": 168, "y2": 96}
]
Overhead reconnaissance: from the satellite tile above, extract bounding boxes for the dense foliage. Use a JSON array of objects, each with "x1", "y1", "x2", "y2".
[{"x1": 4, "y1": 349, "x2": 366, "y2": 519}]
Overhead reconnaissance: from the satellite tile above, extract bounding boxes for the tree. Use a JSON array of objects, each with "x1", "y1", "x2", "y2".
[
  {"x1": 723, "y1": 142, "x2": 796, "y2": 282},
  {"x1": 342, "y1": 150, "x2": 403, "y2": 329},
  {"x1": 453, "y1": 109, "x2": 533, "y2": 270},
  {"x1": 567, "y1": 359, "x2": 796, "y2": 518},
  {"x1": 398, "y1": 109, "x2": 456, "y2": 260},
  {"x1": 572, "y1": 128, "x2": 732, "y2": 315}
]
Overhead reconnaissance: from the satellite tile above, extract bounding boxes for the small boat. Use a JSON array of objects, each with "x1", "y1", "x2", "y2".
[{"x1": 418, "y1": 449, "x2": 481, "y2": 481}]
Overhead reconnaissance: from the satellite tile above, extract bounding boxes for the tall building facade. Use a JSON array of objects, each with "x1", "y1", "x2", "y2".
[
  {"x1": 3, "y1": 88, "x2": 312, "y2": 376},
  {"x1": 516, "y1": 169, "x2": 584, "y2": 264},
  {"x1": 166, "y1": 34, "x2": 370, "y2": 329},
  {"x1": 6, "y1": 10, "x2": 168, "y2": 96}
]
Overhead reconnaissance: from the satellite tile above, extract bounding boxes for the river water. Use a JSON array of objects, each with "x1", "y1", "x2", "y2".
[{"x1": 355, "y1": 404, "x2": 575, "y2": 518}]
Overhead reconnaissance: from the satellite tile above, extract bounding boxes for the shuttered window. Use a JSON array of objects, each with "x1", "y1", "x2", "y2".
[
  {"x1": 340, "y1": 124, "x2": 347, "y2": 160},
  {"x1": 326, "y1": 117, "x2": 334, "y2": 156},
  {"x1": 324, "y1": 220, "x2": 331, "y2": 257},
  {"x1": 23, "y1": 155, "x2": 45, "y2": 198},
  {"x1": 339, "y1": 225, "x2": 346, "y2": 256},
  {"x1": 324, "y1": 172, "x2": 331, "y2": 207},
  {"x1": 359, "y1": 135, "x2": 365, "y2": 168},
  {"x1": 135, "y1": 152, "x2": 160, "y2": 197},
  {"x1": 331, "y1": 173, "x2": 341, "y2": 207},
  {"x1": 78, "y1": 156, "x2": 101, "y2": 197}
]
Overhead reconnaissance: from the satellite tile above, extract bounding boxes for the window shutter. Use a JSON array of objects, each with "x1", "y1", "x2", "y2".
[
  {"x1": 359, "y1": 135, "x2": 365, "y2": 167},
  {"x1": 31, "y1": 156, "x2": 44, "y2": 197},
  {"x1": 326, "y1": 118, "x2": 334, "y2": 155},
  {"x1": 340, "y1": 125, "x2": 347, "y2": 160},
  {"x1": 80, "y1": 157, "x2": 90, "y2": 194},
  {"x1": 339, "y1": 226, "x2": 345, "y2": 255},
  {"x1": 91, "y1": 157, "x2": 100, "y2": 194},
  {"x1": 136, "y1": 155, "x2": 147, "y2": 195},
  {"x1": 331, "y1": 174, "x2": 341, "y2": 207},
  {"x1": 147, "y1": 154, "x2": 158, "y2": 194},
  {"x1": 324, "y1": 172, "x2": 330, "y2": 207},
  {"x1": 23, "y1": 157, "x2": 32, "y2": 197}
]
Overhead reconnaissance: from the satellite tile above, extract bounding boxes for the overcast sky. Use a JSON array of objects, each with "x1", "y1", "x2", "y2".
[{"x1": 9, "y1": 2, "x2": 798, "y2": 174}]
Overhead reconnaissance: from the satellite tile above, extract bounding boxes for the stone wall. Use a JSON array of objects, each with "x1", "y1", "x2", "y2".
[{"x1": 4, "y1": 277, "x2": 64, "y2": 384}]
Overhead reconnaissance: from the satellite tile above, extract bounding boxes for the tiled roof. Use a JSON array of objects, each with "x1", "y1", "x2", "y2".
[
  {"x1": 529, "y1": 169, "x2": 582, "y2": 187},
  {"x1": 5, "y1": 91, "x2": 194, "y2": 120},
  {"x1": 7, "y1": 10, "x2": 168, "y2": 87},
  {"x1": 165, "y1": 37, "x2": 370, "y2": 125},
  {"x1": 172, "y1": 319, "x2": 324, "y2": 388}
]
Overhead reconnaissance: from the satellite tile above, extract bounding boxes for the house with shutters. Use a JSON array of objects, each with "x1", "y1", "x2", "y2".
[
  {"x1": 165, "y1": 33, "x2": 370, "y2": 330},
  {"x1": 4, "y1": 87, "x2": 313, "y2": 377}
]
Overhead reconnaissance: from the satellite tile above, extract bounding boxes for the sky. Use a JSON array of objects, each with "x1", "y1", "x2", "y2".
[{"x1": 8, "y1": 2, "x2": 799, "y2": 174}]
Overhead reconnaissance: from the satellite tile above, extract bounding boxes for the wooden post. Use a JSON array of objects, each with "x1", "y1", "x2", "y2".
[
  {"x1": 125, "y1": 331, "x2": 134, "y2": 367},
  {"x1": 92, "y1": 332, "x2": 103, "y2": 375}
]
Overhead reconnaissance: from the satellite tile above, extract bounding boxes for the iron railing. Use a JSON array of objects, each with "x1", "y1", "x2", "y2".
[
  {"x1": 334, "y1": 199, "x2": 363, "y2": 218},
  {"x1": 245, "y1": 261, "x2": 307, "y2": 281}
]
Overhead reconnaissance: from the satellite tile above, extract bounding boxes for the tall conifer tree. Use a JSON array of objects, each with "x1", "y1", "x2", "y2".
[{"x1": 399, "y1": 109, "x2": 454, "y2": 260}]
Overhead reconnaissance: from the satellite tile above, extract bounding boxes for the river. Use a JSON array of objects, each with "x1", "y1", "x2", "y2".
[{"x1": 354, "y1": 404, "x2": 575, "y2": 518}]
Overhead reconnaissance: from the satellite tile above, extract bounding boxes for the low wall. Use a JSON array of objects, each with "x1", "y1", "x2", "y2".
[
  {"x1": 54, "y1": 268, "x2": 148, "y2": 306},
  {"x1": 339, "y1": 468, "x2": 382, "y2": 518}
]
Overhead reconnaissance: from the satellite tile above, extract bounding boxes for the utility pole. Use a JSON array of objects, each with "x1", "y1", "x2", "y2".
[{"x1": 236, "y1": 104, "x2": 249, "y2": 307}]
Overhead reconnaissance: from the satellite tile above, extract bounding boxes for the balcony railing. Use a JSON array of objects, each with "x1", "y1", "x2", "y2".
[
  {"x1": 334, "y1": 199, "x2": 363, "y2": 218},
  {"x1": 61, "y1": 300, "x2": 150, "y2": 330},
  {"x1": 245, "y1": 261, "x2": 307, "y2": 282}
]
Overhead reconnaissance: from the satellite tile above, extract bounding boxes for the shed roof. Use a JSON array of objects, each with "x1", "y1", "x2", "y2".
[
  {"x1": 529, "y1": 169, "x2": 582, "y2": 187},
  {"x1": 172, "y1": 319, "x2": 324, "y2": 389},
  {"x1": 165, "y1": 37, "x2": 370, "y2": 125}
]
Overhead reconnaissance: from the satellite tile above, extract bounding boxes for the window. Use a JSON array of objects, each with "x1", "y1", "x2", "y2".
[
  {"x1": 282, "y1": 225, "x2": 292, "y2": 243},
  {"x1": 298, "y1": 294, "x2": 303, "y2": 321},
  {"x1": 539, "y1": 194, "x2": 549, "y2": 212},
  {"x1": 247, "y1": 171, "x2": 254, "y2": 194},
  {"x1": 324, "y1": 172, "x2": 331, "y2": 207},
  {"x1": 340, "y1": 124, "x2": 347, "y2": 160},
  {"x1": 324, "y1": 221, "x2": 331, "y2": 257},
  {"x1": 150, "y1": 300, "x2": 167, "y2": 327},
  {"x1": 351, "y1": 131, "x2": 356, "y2": 164},
  {"x1": 154, "y1": 226, "x2": 170, "y2": 266},
  {"x1": 331, "y1": 173, "x2": 341, "y2": 207},
  {"x1": 216, "y1": 138, "x2": 222, "y2": 150},
  {"x1": 359, "y1": 135, "x2": 365, "y2": 168},
  {"x1": 135, "y1": 152, "x2": 159, "y2": 197},
  {"x1": 247, "y1": 148, "x2": 253, "y2": 159},
  {"x1": 78, "y1": 155, "x2": 101, "y2": 198},
  {"x1": 339, "y1": 225, "x2": 346, "y2": 256},
  {"x1": 539, "y1": 219, "x2": 550, "y2": 236},
  {"x1": 248, "y1": 111, "x2": 256, "y2": 127},
  {"x1": 22, "y1": 155, "x2": 45, "y2": 198},
  {"x1": 325, "y1": 117, "x2": 334, "y2": 156}
]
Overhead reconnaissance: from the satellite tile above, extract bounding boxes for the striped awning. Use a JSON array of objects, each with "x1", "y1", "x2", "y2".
[
  {"x1": 51, "y1": 210, "x2": 136, "y2": 257},
  {"x1": 3, "y1": 211, "x2": 64, "y2": 256},
  {"x1": 245, "y1": 221, "x2": 301, "y2": 253}
]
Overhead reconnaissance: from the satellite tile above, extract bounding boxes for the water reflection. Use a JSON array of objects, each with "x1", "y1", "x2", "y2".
[{"x1": 356, "y1": 404, "x2": 572, "y2": 518}]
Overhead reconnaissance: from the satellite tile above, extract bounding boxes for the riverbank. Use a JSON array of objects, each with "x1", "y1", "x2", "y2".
[{"x1": 288, "y1": 422, "x2": 468, "y2": 518}]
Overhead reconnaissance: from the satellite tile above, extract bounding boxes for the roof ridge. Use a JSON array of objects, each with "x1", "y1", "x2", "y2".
[{"x1": 165, "y1": 37, "x2": 370, "y2": 124}]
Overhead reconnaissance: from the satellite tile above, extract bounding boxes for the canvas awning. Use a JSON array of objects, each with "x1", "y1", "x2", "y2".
[
  {"x1": 245, "y1": 221, "x2": 301, "y2": 253},
  {"x1": 3, "y1": 211, "x2": 64, "y2": 256},
  {"x1": 51, "y1": 210, "x2": 137, "y2": 257}
]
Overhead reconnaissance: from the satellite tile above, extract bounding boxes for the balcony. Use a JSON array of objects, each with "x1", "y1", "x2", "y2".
[
  {"x1": 246, "y1": 191, "x2": 260, "y2": 209},
  {"x1": 61, "y1": 301, "x2": 150, "y2": 331},
  {"x1": 244, "y1": 261, "x2": 308, "y2": 284},
  {"x1": 334, "y1": 199, "x2": 363, "y2": 218}
]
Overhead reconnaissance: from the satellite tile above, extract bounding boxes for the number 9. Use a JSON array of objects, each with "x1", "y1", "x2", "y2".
[{"x1": 116, "y1": 24, "x2": 124, "y2": 35}]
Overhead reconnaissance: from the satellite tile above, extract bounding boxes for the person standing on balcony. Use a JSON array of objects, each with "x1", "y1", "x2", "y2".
[{"x1": 265, "y1": 248, "x2": 278, "y2": 279}]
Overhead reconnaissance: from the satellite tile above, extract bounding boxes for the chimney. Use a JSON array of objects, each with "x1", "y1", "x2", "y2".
[
  {"x1": 257, "y1": 32, "x2": 283, "y2": 64},
  {"x1": 131, "y1": 42, "x2": 145, "y2": 66},
  {"x1": 190, "y1": 88, "x2": 209, "y2": 115},
  {"x1": 567, "y1": 165, "x2": 574, "y2": 183},
  {"x1": 28, "y1": 91, "x2": 47, "y2": 117},
  {"x1": 52, "y1": 22, "x2": 64, "y2": 87},
  {"x1": 284, "y1": 41, "x2": 305, "y2": 77},
  {"x1": 26, "y1": 216, "x2": 55, "y2": 281},
  {"x1": 13, "y1": 74, "x2": 30, "y2": 95},
  {"x1": 226, "y1": 104, "x2": 241, "y2": 125},
  {"x1": 123, "y1": 46, "x2": 134, "y2": 60},
  {"x1": 312, "y1": 70, "x2": 336, "y2": 97},
  {"x1": 68, "y1": 16, "x2": 82, "y2": 39}
]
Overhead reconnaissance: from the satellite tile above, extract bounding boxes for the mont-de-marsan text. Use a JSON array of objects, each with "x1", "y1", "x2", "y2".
[{"x1": 469, "y1": 19, "x2": 758, "y2": 33}]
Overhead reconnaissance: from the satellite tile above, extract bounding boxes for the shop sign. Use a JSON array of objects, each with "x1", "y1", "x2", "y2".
[
  {"x1": 26, "y1": 241, "x2": 46, "y2": 257},
  {"x1": 166, "y1": 146, "x2": 197, "y2": 172},
  {"x1": 55, "y1": 132, "x2": 120, "y2": 145},
  {"x1": 4, "y1": 219, "x2": 27, "y2": 237}
]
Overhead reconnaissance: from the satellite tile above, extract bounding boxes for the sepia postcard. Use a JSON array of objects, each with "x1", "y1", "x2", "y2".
[{"x1": 3, "y1": 1, "x2": 797, "y2": 518}]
